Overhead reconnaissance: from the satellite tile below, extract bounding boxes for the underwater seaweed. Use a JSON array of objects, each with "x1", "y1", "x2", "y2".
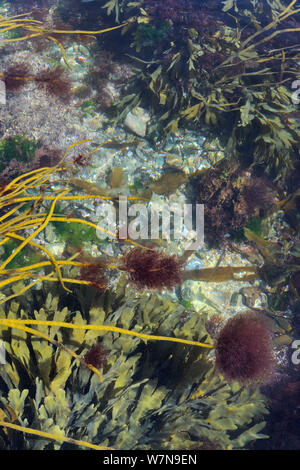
[
  {"x1": 119, "y1": 246, "x2": 184, "y2": 290},
  {"x1": 0, "y1": 137, "x2": 294, "y2": 449},
  {"x1": 0, "y1": 63, "x2": 71, "y2": 100},
  {"x1": 83, "y1": 343, "x2": 109, "y2": 371},
  {"x1": 0, "y1": 283, "x2": 271, "y2": 450},
  {"x1": 78, "y1": 264, "x2": 108, "y2": 291},
  {"x1": 186, "y1": 160, "x2": 277, "y2": 246},
  {"x1": 215, "y1": 311, "x2": 275, "y2": 385},
  {"x1": 0, "y1": 10, "x2": 127, "y2": 69},
  {"x1": 106, "y1": 0, "x2": 300, "y2": 174},
  {"x1": 0, "y1": 135, "x2": 40, "y2": 178},
  {"x1": 34, "y1": 66, "x2": 72, "y2": 99},
  {"x1": 0, "y1": 1, "x2": 298, "y2": 451}
]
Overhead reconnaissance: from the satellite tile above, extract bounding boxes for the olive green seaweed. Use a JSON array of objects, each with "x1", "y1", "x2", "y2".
[
  {"x1": 0, "y1": 283, "x2": 269, "y2": 450},
  {"x1": 110, "y1": 0, "x2": 300, "y2": 174}
]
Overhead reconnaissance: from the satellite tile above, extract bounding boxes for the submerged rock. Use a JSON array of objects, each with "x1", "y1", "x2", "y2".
[{"x1": 124, "y1": 106, "x2": 151, "y2": 137}]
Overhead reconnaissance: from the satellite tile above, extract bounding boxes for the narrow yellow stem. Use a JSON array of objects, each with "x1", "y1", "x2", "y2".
[
  {"x1": 43, "y1": 24, "x2": 127, "y2": 35},
  {"x1": 0, "y1": 318, "x2": 214, "y2": 349},
  {"x1": 46, "y1": 35, "x2": 71, "y2": 69},
  {"x1": 279, "y1": 0, "x2": 297, "y2": 17},
  {"x1": 0, "y1": 190, "x2": 69, "y2": 274},
  {"x1": 2, "y1": 320, "x2": 103, "y2": 383},
  {"x1": 4, "y1": 232, "x2": 69, "y2": 290},
  {"x1": 1, "y1": 167, "x2": 55, "y2": 196},
  {"x1": 0, "y1": 420, "x2": 112, "y2": 450},
  {"x1": 0, "y1": 210, "x2": 43, "y2": 233},
  {"x1": 0, "y1": 273, "x2": 31, "y2": 289},
  {"x1": 0, "y1": 33, "x2": 41, "y2": 43},
  {"x1": 0, "y1": 259, "x2": 90, "y2": 275},
  {"x1": 36, "y1": 275, "x2": 103, "y2": 286},
  {"x1": 50, "y1": 216, "x2": 148, "y2": 248},
  {"x1": 11, "y1": 194, "x2": 148, "y2": 202},
  {"x1": 0, "y1": 203, "x2": 26, "y2": 223}
]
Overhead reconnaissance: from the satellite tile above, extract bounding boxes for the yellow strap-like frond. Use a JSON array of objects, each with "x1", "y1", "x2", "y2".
[
  {"x1": 1, "y1": 320, "x2": 103, "y2": 383},
  {"x1": 0, "y1": 420, "x2": 112, "y2": 450},
  {"x1": 0, "y1": 318, "x2": 214, "y2": 349},
  {"x1": 0, "y1": 190, "x2": 70, "y2": 294}
]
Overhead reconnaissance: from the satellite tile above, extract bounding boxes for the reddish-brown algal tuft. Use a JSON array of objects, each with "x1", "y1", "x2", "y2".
[
  {"x1": 72, "y1": 153, "x2": 91, "y2": 168},
  {"x1": 79, "y1": 264, "x2": 107, "y2": 291},
  {"x1": 35, "y1": 66, "x2": 71, "y2": 99},
  {"x1": 3, "y1": 63, "x2": 31, "y2": 91},
  {"x1": 83, "y1": 343, "x2": 108, "y2": 370},
  {"x1": 215, "y1": 311, "x2": 275, "y2": 385},
  {"x1": 120, "y1": 247, "x2": 184, "y2": 290}
]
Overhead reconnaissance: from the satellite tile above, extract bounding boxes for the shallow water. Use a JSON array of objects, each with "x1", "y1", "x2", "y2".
[{"x1": 0, "y1": 0, "x2": 299, "y2": 451}]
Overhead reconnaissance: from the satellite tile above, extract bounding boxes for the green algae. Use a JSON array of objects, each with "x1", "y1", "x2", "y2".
[
  {"x1": 0, "y1": 135, "x2": 39, "y2": 172},
  {"x1": 0, "y1": 239, "x2": 42, "y2": 270}
]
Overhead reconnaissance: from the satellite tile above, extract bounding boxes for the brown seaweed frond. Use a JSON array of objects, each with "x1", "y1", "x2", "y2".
[
  {"x1": 0, "y1": 12, "x2": 127, "y2": 68},
  {"x1": 0, "y1": 420, "x2": 113, "y2": 450},
  {"x1": 0, "y1": 140, "x2": 119, "y2": 304},
  {"x1": 182, "y1": 266, "x2": 259, "y2": 283},
  {"x1": 217, "y1": 0, "x2": 300, "y2": 71}
]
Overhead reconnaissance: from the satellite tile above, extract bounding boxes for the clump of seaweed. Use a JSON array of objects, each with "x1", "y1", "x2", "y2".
[
  {"x1": 0, "y1": 135, "x2": 40, "y2": 176},
  {"x1": 0, "y1": 142, "x2": 266, "y2": 298},
  {"x1": 245, "y1": 227, "x2": 300, "y2": 312},
  {"x1": 34, "y1": 66, "x2": 72, "y2": 99},
  {"x1": 106, "y1": 0, "x2": 300, "y2": 174},
  {"x1": 30, "y1": 145, "x2": 63, "y2": 170},
  {"x1": 0, "y1": 137, "x2": 64, "y2": 183},
  {"x1": 119, "y1": 246, "x2": 184, "y2": 290},
  {"x1": 186, "y1": 160, "x2": 277, "y2": 246},
  {"x1": 256, "y1": 372, "x2": 300, "y2": 450},
  {"x1": 215, "y1": 311, "x2": 275, "y2": 385},
  {"x1": 0, "y1": 10, "x2": 127, "y2": 69},
  {"x1": 0, "y1": 63, "x2": 72, "y2": 100},
  {"x1": 83, "y1": 343, "x2": 108, "y2": 371},
  {"x1": 0, "y1": 140, "x2": 294, "y2": 450},
  {"x1": 2, "y1": 2, "x2": 298, "y2": 451},
  {"x1": 0, "y1": 63, "x2": 31, "y2": 91},
  {"x1": 78, "y1": 264, "x2": 107, "y2": 291},
  {"x1": 0, "y1": 283, "x2": 270, "y2": 450}
]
